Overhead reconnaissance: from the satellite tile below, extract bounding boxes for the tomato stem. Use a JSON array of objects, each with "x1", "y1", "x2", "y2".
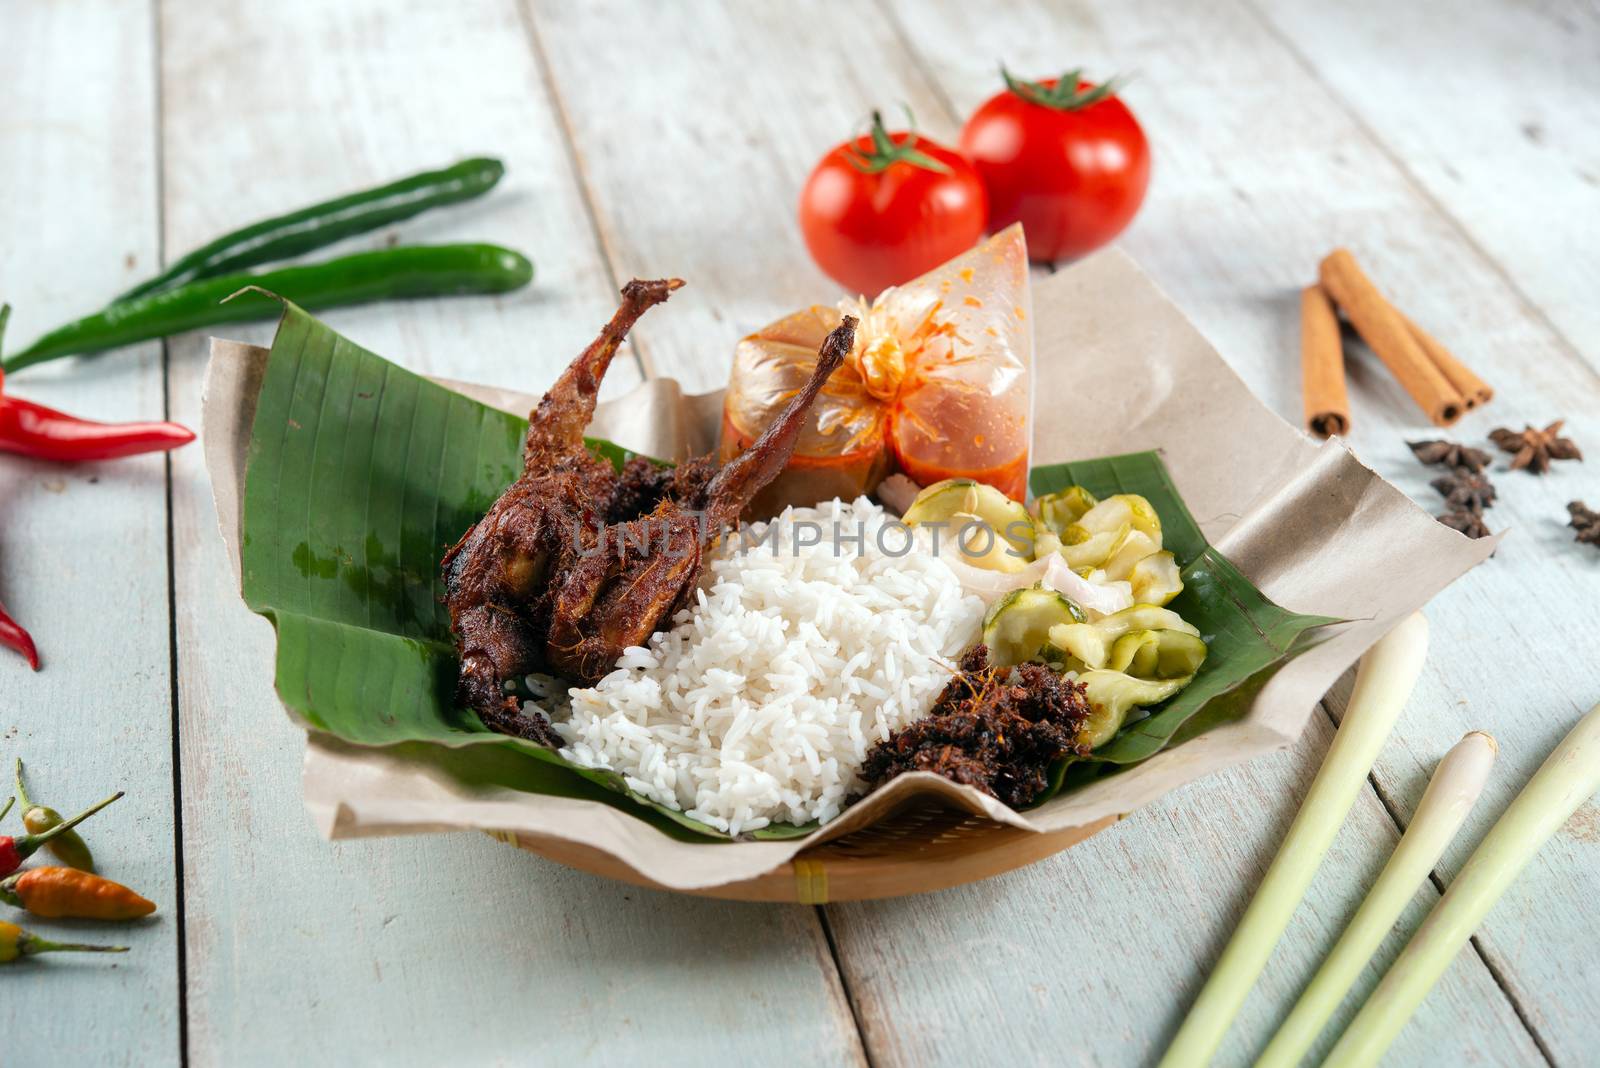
[
  {"x1": 1001, "y1": 66, "x2": 1124, "y2": 111},
  {"x1": 845, "y1": 109, "x2": 951, "y2": 176}
]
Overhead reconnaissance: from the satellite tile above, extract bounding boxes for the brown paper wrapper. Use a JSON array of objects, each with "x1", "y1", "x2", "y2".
[{"x1": 202, "y1": 251, "x2": 1496, "y2": 892}]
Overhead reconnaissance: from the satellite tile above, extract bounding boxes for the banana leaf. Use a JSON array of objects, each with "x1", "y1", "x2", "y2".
[{"x1": 241, "y1": 302, "x2": 1331, "y2": 840}]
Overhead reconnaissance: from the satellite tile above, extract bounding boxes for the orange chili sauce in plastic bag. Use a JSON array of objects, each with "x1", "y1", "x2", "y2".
[{"x1": 720, "y1": 225, "x2": 1033, "y2": 517}]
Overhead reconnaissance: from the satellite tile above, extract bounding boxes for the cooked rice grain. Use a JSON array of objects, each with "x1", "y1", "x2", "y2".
[{"x1": 545, "y1": 497, "x2": 983, "y2": 833}]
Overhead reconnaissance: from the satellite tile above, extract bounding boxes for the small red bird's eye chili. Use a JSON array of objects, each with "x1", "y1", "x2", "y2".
[
  {"x1": 0, "y1": 920, "x2": 127, "y2": 963},
  {"x1": 0, "y1": 305, "x2": 192, "y2": 673},
  {"x1": 0, "y1": 867, "x2": 156, "y2": 921},
  {"x1": 0, "y1": 599, "x2": 38, "y2": 671},
  {"x1": 0, "y1": 791, "x2": 122, "y2": 877}
]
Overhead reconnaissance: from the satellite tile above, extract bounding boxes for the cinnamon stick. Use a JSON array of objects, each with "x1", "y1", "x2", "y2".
[
  {"x1": 1318, "y1": 249, "x2": 1467, "y2": 427},
  {"x1": 1301, "y1": 283, "x2": 1350, "y2": 438},
  {"x1": 1399, "y1": 311, "x2": 1493, "y2": 410}
]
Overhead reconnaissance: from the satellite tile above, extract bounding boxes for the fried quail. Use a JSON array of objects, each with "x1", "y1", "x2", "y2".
[{"x1": 443, "y1": 279, "x2": 856, "y2": 743}]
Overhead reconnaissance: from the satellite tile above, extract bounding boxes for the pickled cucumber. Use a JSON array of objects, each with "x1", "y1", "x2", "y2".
[
  {"x1": 1101, "y1": 529, "x2": 1162, "y2": 581},
  {"x1": 1035, "y1": 485, "x2": 1099, "y2": 535},
  {"x1": 1106, "y1": 629, "x2": 1208, "y2": 679},
  {"x1": 1046, "y1": 604, "x2": 1200, "y2": 671},
  {"x1": 1057, "y1": 524, "x2": 1128, "y2": 571},
  {"x1": 1078, "y1": 670, "x2": 1193, "y2": 748},
  {"x1": 1129, "y1": 551, "x2": 1183, "y2": 606},
  {"x1": 903, "y1": 477, "x2": 1037, "y2": 566},
  {"x1": 1072, "y1": 494, "x2": 1162, "y2": 543},
  {"x1": 982, "y1": 586, "x2": 1088, "y2": 667}
]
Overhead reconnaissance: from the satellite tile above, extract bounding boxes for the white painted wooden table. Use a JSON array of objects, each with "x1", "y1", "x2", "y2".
[{"x1": 2, "y1": 1, "x2": 1597, "y2": 1064}]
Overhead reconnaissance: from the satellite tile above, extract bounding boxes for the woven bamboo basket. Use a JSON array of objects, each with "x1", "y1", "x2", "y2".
[{"x1": 488, "y1": 808, "x2": 1120, "y2": 902}]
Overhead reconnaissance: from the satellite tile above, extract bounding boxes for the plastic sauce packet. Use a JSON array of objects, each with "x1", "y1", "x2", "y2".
[{"x1": 721, "y1": 225, "x2": 1034, "y2": 517}]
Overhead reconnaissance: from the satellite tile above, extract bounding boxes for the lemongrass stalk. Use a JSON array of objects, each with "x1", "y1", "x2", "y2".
[
  {"x1": 1324, "y1": 700, "x2": 1600, "y2": 1066},
  {"x1": 1254, "y1": 730, "x2": 1497, "y2": 1068},
  {"x1": 1159, "y1": 612, "x2": 1429, "y2": 1068}
]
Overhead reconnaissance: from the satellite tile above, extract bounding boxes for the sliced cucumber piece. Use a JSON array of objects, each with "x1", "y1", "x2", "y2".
[
  {"x1": 1077, "y1": 670, "x2": 1193, "y2": 748},
  {"x1": 1107, "y1": 629, "x2": 1208, "y2": 679},
  {"x1": 1129, "y1": 550, "x2": 1183, "y2": 606},
  {"x1": 982, "y1": 586, "x2": 1088, "y2": 668},
  {"x1": 1058, "y1": 523, "x2": 1128, "y2": 570},
  {"x1": 1102, "y1": 529, "x2": 1161, "y2": 581},
  {"x1": 1075, "y1": 494, "x2": 1162, "y2": 543},
  {"x1": 901, "y1": 478, "x2": 978, "y2": 526},
  {"x1": 1035, "y1": 485, "x2": 1099, "y2": 535},
  {"x1": 1046, "y1": 603, "x2": 1200, "y2": 670},
  {"x1": 902, "y1": 477, "x2": 1036, "y2": 563},
  {"x1": 1033, "y1": 529, "x2": 1064, "y2": 558},
  {"x1": 954, "y1": 522, "x2": 1030, "y2": 573}
]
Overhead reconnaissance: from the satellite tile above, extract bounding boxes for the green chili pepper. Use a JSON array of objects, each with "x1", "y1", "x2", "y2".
[
  {"x1": 3, "y1": 243, "x2": 534, "y2": 373},
  {"x1": 114, "y1": 157, "x2": 506, "y2": 302},
  {"x1": 14, "y1": 759, "x2": 99, "y2": 872}
]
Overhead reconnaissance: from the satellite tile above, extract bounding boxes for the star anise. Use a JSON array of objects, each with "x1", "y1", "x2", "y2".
[
  {"x1": 1430, "y1": 466, "x2": 1496, "y2": 514},
  {"x1": 1570, "y1": 501, "x2": 1600, "y2": 548},
  {"x1": 1408, "y1": 439, "x2": 1492, "y2": 473},
  {"x1": 1437, "y1": 510, "x2": 1491, "y2": 539},
  {"x1": 1489, "y1": 420, "x2": 1583, "y2": 474}
]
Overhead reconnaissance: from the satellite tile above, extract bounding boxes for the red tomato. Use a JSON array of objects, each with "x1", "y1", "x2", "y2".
[
  {"x1": 799, "y1": 112, "x2": 987, "y2": 297},
  {"x1": 960, "y1": 71, "x2": 1150, "y2": 262}
]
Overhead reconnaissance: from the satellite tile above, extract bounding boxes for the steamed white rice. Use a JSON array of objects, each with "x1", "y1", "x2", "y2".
[{"x1": 542, "y1": 496, "x2": 983, "y2": 833}]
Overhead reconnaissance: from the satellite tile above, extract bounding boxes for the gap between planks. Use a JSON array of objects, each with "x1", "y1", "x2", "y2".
[{"x1": 151, "y1": 0, "x2": 192, "y2": 1063}]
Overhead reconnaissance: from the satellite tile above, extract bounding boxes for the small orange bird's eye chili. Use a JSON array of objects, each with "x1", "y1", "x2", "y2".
[
  {"x1": 0, "y1": 791, "x2": 122, "y2": 877},
  {"x1": 0, "y1": 867, "x2": 156, "y2": 921},
  {"x1": 0, "y1": 920, "x2": 127, "y2": 963}
]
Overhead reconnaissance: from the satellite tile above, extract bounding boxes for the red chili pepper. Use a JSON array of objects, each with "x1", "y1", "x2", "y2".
[
  {"x1": 0, "y1": 395, "x2": 195, "y2": 462},
  {"x1": 0, "y1": 597, "x2": 38, "y2": 670},
  {"x1": 0, "y1": 791, "x2": 122, "y2": 877},
  {"x1": 0, "y1": 307, "x2": 191, "y2": 672},
  {"x1": 0, "y1": 305, "x2": 193, "y2": 462}
]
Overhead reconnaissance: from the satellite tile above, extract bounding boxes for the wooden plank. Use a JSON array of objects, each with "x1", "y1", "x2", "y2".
[
  {"x1": 0, "y1": 1, "x2": 180, "y2": 1064},
  {"x1": 862, "y1": 0, "x2": 1600, "y2": 1061},
  {"x1": 159, "y1": 0, "x2": 863, "y2": 1063},
  {"x1": 1257, "y1": 0, "x2": 1600, "y2": 372},
  {"x1": 525, "y1": 0, "x2": 960, "y2": 392}
]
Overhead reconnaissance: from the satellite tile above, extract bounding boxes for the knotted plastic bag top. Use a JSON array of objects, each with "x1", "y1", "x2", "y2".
[{"x1": 721, "y1": 225, "x2": 1033, "y2": 517}]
